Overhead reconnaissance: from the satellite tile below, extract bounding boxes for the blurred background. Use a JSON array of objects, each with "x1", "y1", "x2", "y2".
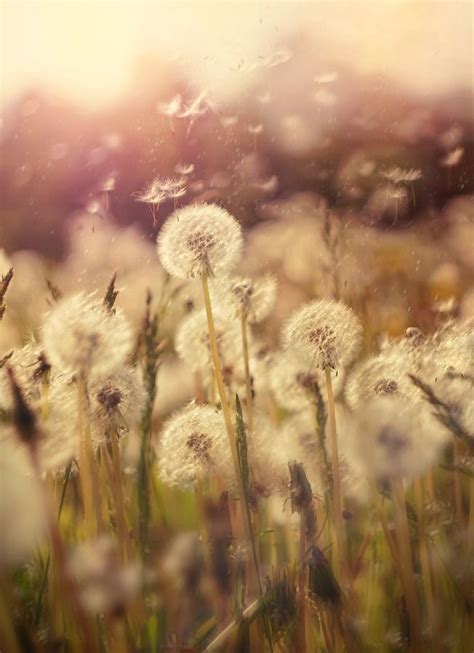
[{"x1": 1, "y1": 0, "x2": 472, "y2": 256}]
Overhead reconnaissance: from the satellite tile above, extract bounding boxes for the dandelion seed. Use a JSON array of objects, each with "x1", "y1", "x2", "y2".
[
  {"x1": 248, "y1": 123, "x2": 264, "y2": 136},
  {"x1": 251, "y1": 175, "x2": 279, "y2": 194},
  {"x1": 265, "y1": 48, "x2": 293, "y2": 68},
  {"x1": 157, "y1": 203, "x2": 243, "y2": 279},
  {"x1": 155, "y1": 402, "x2": 233, "y2": 488},
  {"x1": 440, "y1": 147, "x2": 464, "y2": 167},
  {"x1": 174, "y1": 162, "x2": 195, "y2": 176},
  {"x1": 314, "y1": 88, "x2": 337, "y2": 107},
  {"x1": 98, "y1": 174, "x2": 117, "y2": 192},
  {"x1": 41, "y1": 292, "x2": 133, "y2": 377},
  {"x1": 283, "y1": 299, "x2": 363, "y2": 371},
  {"x1": 221, "y1": 115, "x2": 238, "y2": 128},
  {"x1": 157, "y1": 94, "x2": 182, "y2": 117},
  {"x1": 178, "y1": 91, "x2": 209, "y2": 119},
  {"x1": 135, "y1": 177, "x2": 187, "y2": 205},
  {"x1": 314, "y1": 72, "x2": 339, "y2": 84},
  {"x1": 380, "y1": 167, "x2": 422, "y2": 184}
]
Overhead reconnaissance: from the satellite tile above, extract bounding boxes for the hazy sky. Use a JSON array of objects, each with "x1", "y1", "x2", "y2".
[{"x1": 2, "y1": 1, "x2": 472, "y2": 109}]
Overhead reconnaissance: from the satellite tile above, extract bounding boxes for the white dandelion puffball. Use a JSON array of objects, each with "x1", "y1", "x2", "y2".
[
  {"x1": 349, "y1": 398, "x2": 449, "y2": 483},
  {"x1": 210, "y1": 274, "x2": 277, "y2": 324},
  {"x1": 157, "y1": 203, "x2": 243, "y2": 279},
  {"x1": 270, "y1": 351, "x2": 344, "y2": 412},
  {"x1": 345, "y1": 348, "x2": 419, "y2": 411},
  {"x1": 68, "y1": 536, "x2": 142, "y2": 614},
  {"x1": 0, "y1": 342, "x2": 46, "y2": 412},
  {"x1": 0, "y1": 439, "x2": 46, "y2": 568},
  {"x1": 41, "y1": 292, "x2": 133, "y2": 377},
  {"x1": 175, "y1": 309, "x2": 243, "y2": 374},
  {"x1": 156, "y1": 402, "x2": 233, "y2": 488},
  {"x1": 283, "y1": 299, "x2": 363, "y2": 371}
]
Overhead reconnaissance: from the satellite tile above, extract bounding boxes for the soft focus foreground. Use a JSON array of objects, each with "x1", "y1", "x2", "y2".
[{"x1": 1, "y1": 3, "x2": 474, "y2": 653}]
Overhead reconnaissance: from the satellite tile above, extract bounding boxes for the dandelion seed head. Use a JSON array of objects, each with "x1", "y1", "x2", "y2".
[
  {"x1": 283, "y1": 299, "x2": 362, "y2": 371},
  {"x1": 270, "y1": 352, "x2": 343, "y2": 412},
  {"x1": 175, "y1": 310, "x2": 243, "y2": 377},
  {"x1": 68, "y1": 536, "x2": 142, "y2": 614},
  {"x1": 210, "y1": 274, "x2": 276, "y2": 324},
  {"x1": 247, "y1": 416, "x2": 292, "y2": 498},
  {"x1": 156, "y1": 402, "x2": 233, "y2": 488},
  {"x1": 429, "y1": 321, "x2": 474, "y2": 377},
  {"x1": 345, "y1": 349, "x2": 418, "y2": 410},
  {"x1": 41, "y1": 292, "x2": 133, "y2": 377},
  {"x1": 90, "y1": 367, "x2": 146, "y2": 437},
  {"x1": 0, "y1": 342, "x2": 47, "y2": 412},
  {"x1": 157, "y1": 203, "x2": 243, "y2": 279},
  {"x1": 350, "y1": 398, "x2": 449, "y2": 483}
]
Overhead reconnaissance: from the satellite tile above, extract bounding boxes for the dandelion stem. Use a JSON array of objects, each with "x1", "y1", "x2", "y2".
[
  {"x1": 240, "y1": 309, "x2": 254, "y2": 432},
  {"x1": 324, "y1": 368, "x2": 345, "y2": 583},
  {"x1": 0, "y1": 577, "x2": 21, "y2": 653},
  {"x1": 77, "y1": 373, "x2": 98, "y2": 537},
  {"x1": 414, "y1": 479, "x2": 438, "y2": 650},
  {"x1": 201, "y1": 274, "x2": 267, "y2": 608},
  {"x1": 391, "y1": 480, "x2": 422, "y2": 651},
  {"x1": 110, "y1": 430, "x2": 131, "y2": 562}
]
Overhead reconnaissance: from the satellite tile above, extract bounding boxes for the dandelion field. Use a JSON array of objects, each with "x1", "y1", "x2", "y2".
[{"x1": 1, "y1": 3, "x2": 473, "y2": 653}]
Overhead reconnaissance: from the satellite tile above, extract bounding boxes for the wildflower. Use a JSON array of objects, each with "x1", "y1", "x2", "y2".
[
  {"x1": 157, "y1": 203, "x2": 243, "y2": 279},
  {"x1": 210, "y1": 274, "x2": 276, "y2": 324},
  {"x1": 155, "y1": 402, "x2": 233, "y2": 488},
  {"x1": 283, "y1": 299, "x2": 362, "y2": 371},
  {"x1": 68, "y1": 536, "x2": 142, "y2": 614},
  {"x1": 41, "y1": 292, "x2": 133, "y2": 377},
  {"x1": 349, "y1": 398, "x2": 448, "y2": 483},
  {"x1": 0, "y1": 438, "x2": 46, "y2": 567}
]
